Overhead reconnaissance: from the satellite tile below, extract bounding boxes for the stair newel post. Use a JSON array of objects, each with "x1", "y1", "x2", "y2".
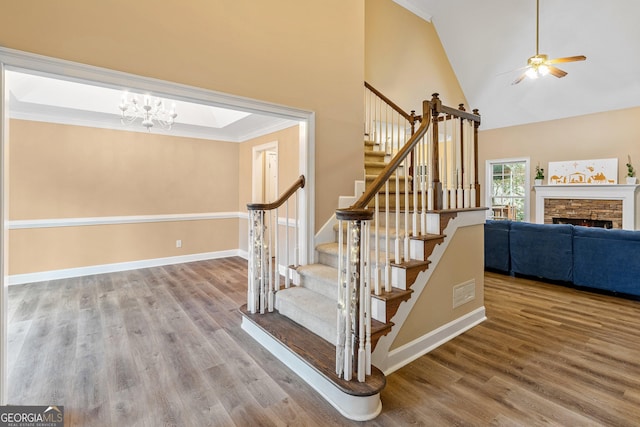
[
  {"x1": 335, "y1": 208, "x2": 373, "y2": 382},
  {"x1": 247, "y1": 210, "x2": 257, "y2": 312},
  {"x1": 247, "y1": 209, "x2": 267, "y2": 314},
  {"x1": 472, "y1": 108, "x2": 481, "y2": 208},
  {"x1": 430, "y1": 94, "x2": 443, "y2": 210}
]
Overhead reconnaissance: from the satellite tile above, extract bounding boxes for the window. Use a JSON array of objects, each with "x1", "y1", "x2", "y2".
[{"x1": 485, "y1": 158, "x2": 530, "y2": 222}]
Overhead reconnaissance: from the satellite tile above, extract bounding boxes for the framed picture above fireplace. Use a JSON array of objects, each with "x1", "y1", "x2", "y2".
[{"x1": 547, "y1": 158, "x2": 618, "y2": 185}]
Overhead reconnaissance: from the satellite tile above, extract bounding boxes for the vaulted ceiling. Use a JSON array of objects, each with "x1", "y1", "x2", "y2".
[{"x1": 395, "y1": 0, "x2": 640, "y2": 130}]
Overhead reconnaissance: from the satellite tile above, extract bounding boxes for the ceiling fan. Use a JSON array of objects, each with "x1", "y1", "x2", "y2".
[{"x1": 513, "y1": 0, "x2": 586, "y2": 84}]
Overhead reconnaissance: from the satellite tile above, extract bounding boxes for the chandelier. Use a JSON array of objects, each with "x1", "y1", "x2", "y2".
[{"x1": 118, "y1": 92, "x2": 177, "y2": 130}]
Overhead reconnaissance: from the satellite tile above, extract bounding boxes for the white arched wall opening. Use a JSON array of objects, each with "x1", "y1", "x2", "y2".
[{"x1": 0, "y1": 47, "x2": 315, "y2": 404}]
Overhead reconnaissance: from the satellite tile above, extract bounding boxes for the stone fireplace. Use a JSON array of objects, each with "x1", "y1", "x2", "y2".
[{"x1": 534, "y1": 184, "x2": 640, "y2": 230}]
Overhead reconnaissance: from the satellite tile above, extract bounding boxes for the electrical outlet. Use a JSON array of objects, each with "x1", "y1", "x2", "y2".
[{"x1": 176, "y1": 239, "x2": 182, "y2": 248}]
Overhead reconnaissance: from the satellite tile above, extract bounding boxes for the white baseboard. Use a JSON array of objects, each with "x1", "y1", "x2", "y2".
[
  {"x1": 8, "y1": 249, "x2": 245, "y2": 285},
  {"x1": 383, "y1": 306, "x2": 486, "y2": 375}
]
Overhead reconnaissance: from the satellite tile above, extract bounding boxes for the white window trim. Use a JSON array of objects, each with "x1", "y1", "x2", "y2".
[{"x1": 485, "y1": 157, "x2": 531, "y2": 222}]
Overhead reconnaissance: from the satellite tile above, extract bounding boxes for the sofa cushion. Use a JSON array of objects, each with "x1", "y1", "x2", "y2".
[
  {"x1": 509, "y1": 222, "x2": 573, "y2": 282},
  {"x1": 573, "y1": 226, "x2": 640, "y2": 296},
  {"x1": 484, "y1": 220, "x2": 511, "y2": 272}
]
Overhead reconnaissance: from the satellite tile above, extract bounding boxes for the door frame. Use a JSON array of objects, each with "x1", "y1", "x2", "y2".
[
  {"x1": 252, "y1": 141, "x2": 279, "y2": 203},
  {"x1": 0, "y1": 46, "x2": 315, "y2": 404}
]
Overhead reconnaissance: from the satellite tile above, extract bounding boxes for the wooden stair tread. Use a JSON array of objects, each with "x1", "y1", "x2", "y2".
[
  {"x1": 240, "y1": 304, "x2": 386, "y2": 397},
  {"x1": 371, "y1": 287, "x2": 413, "y2": 302},
  {"x1": 365, "y1": 160, "x2": 387, "y2": 167},
  {"x1": 364, "y1": 173, "x2": 409, "y2": 179},
  {"x1": 410, "y1": 233, "x2": 445, "y2": 242},
  {"x1": 371, "y1": 318, "x2": 393, "y2": 335},
  {"x1": 426, "y1": 207, "x2": 488, "y2": 214},
  {"x1": 391, "y1": 259, "x2": 431, "y2": 270}
]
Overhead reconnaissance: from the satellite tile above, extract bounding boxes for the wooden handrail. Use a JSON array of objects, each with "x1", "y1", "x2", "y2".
[
  {"x1": 365, "y1": 81, "x2": 418, "y2": 124},
  {"x1": 337, "y1": 101, "x2": 431, "y2": 222},
  {"x1": 247, "y1": 175, "x2": 305, "y2": 211}
]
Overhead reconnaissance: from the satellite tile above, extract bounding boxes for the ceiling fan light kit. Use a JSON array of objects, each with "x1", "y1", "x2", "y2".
[{"x1": 513, "y1": 0, "x2": 586, "y2": 84}]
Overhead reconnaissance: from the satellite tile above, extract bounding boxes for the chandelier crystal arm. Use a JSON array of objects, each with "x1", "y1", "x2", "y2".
[{"x1": 119, "y1": 92, "x2": 177, "y2": 131}]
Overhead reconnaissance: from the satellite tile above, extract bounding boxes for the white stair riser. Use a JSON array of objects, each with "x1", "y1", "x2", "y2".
[
  {"x1": 299, "y1": 274, "x2": 338, "y2": 300},
  {"x1": 371, "y1": 297, "x2": 387, "y2": 323}
]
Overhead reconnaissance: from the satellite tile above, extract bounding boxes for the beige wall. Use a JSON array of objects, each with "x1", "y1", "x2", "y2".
[
  {"x1": 8, "y1": 120, "x2": 302, "y2": 275},
  {"x1": 10, "y1": 219, "x2": 237, "y2": 274},
  {"x1": 390, "y1": 224, "x2": 485, "y2": 350},
  {"x1": 9, "y1": 120, "x2": 238, "y2": 218},
  {"x1": 479, "y1": 107, "x2": 640, "y2": 220},
  {"x1": 8, "y1": 119, "x2": 242, "y2": 274},
  {"x1": 365, "y1": 0, "x2": 467, "y2": 115},
  {"x1": 0, "y1": 0, "x2": 365, "y2": 229}
]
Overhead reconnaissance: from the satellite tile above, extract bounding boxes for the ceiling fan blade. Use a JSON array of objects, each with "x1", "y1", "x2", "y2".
[
  {"x1": 512, "y1": 72, "x2": 527, "y2": 85},
  {"x1": 547, "y1": 66, "x2": 568, "y2": 78},
  {"x1": 547, "y1": 55, "x2": 587, "y2": 64}
]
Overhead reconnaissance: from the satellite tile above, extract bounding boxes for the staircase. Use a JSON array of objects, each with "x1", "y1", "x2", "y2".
[{"x1": 241, "y1": 87, "x2": 485, "y2": 421}]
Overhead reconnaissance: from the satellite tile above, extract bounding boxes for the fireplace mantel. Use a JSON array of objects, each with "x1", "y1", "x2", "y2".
[{"x1": 534, "y1": 184, "x2": 640, "y2": 230}]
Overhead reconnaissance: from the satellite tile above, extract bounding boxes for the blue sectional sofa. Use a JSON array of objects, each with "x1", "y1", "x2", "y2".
[
  {"x1": 484, "y1": 220, "x2": 640, "y2": 298},
  {"x1": 484, "y1": 219, "x2": 510, "y2": 272},
  {"x1": 573, "y1": 226, "x2": 640, "y2": 296}
]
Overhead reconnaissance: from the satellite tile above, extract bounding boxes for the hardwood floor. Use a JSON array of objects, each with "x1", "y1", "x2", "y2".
[{"x1": 7, "y1": 259, "x2": 640, "y2": 426}]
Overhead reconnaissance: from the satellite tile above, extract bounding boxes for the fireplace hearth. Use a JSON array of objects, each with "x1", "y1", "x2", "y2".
[{"x1": 552, "y1": 217, "x2": 613, "y2": 228}]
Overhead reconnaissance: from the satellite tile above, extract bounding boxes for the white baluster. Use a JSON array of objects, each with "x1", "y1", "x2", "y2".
[
  {"x1": 385, "y1": 181, "x2": 391, "y2": 293},
  {"x1": 336, "y1": 220, "x2": 345, "y2": 377},
  {"x1": 285, "y1": 201, "x2": 290, "y2": 288},
  {"x1": 343, "y1": 221, "x2": 353, "y2": 381}
]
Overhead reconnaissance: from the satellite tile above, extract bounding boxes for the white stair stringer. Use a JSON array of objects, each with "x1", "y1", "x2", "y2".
[{"x1": 371, "y1": 209, "x2": 488, "y2": 374}]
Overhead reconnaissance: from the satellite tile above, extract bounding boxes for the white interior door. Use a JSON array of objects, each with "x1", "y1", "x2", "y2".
[{"x1": 264, "y1": 150, "x2": 278, "y2": 202}]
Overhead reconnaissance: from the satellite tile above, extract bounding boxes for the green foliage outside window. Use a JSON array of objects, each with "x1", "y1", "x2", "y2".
[{"x1": 491, "y1": 162, "x2": 526, "y2": 221}]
